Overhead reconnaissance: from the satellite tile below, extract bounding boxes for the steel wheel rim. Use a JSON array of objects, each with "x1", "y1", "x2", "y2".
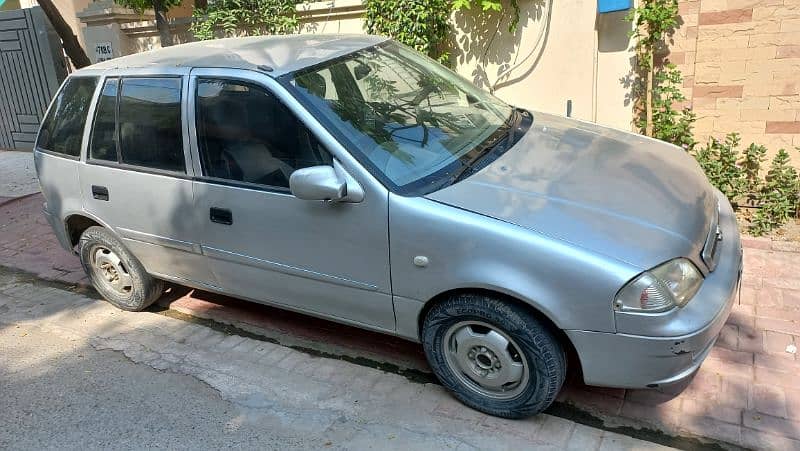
[
  {"x1": 90, "y1": 245, "x2": 133, "y2": 296},
  {"x1": 442, "y1": 320, "x2": 530, "y2": 400}
]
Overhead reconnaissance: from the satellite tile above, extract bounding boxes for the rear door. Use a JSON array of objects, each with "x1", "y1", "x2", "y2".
[
  {"x1": 78, "y1": 70, "x2": 215, "y2": 287},
  {"x1": 188, "y1": 69, "x2": 394, "y2": 331}
]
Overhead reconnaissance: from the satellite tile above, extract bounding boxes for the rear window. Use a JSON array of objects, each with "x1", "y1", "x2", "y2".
[{"x1": 36, "y1": 77, "x2": 98, "y2": 157}]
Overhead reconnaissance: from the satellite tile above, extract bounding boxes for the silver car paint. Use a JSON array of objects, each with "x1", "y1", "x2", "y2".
[
  {"x1": 88, "y1": 34, "x2": 389, "y2": 77},
  {"x1": 567, "y1": 191, "x2": 741, "y2": 387},
  {"x1": 184, "y1": 68, "x2": 394, "y2": 331},
  {"x1": 427, "y1": 112, "x2": 716, "y2": 273},
  {"x1": 35, "y1": 37, "x2": 742, "y2": 389}
]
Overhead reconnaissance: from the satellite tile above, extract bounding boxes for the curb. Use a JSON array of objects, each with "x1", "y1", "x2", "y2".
[
  {"x1": 741, "y1": 236, "x2": 800, "y2": 253},
  {"x1": 0, "y1": 191, "x2": 41, "y2": 209}
]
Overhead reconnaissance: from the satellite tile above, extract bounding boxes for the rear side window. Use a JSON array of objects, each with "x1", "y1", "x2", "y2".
[
  {"x1": 118, "y1": 78, "x2": 184, "y2": 172},
  {"x1": 88, "y1": 77, "x2": 185, "y2": 173},
  {"x1": 36, "y1": 77, "x2": 98, "y2": 157},
  {"x1": 90, "y1": 78, "x2": 118, "y2": 162}
]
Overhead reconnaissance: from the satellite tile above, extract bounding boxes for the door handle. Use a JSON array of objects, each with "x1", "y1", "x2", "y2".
[
  {"x1": 91, "y1": 185, "x2": 109, "y2": 201},
  {"x1": 209, "y1": 207, "x2": 233, "y2": 225}
]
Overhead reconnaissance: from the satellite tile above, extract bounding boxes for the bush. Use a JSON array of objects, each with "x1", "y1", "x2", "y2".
[
  {"x1": 191, "y1": 0, "x2": 298, "y2": 41},
  {"x1": 692, "y1": 134, "x2": 799, "y2": 236},
  {"x1": 750, "y1": 149, "x2": 800, "y2": 236},
  {"x1": 648, "y1": 64, "x2": 697, "y2": 149},
  {"x1": 693, "y1": 133, "x2": 745, "y2": 202},
  {"x1": 741, "y1": 143, "x2": 767, "y2": 197},
  {"x1": 364, "y1": 0, "x2": 451, "y2": 63}
]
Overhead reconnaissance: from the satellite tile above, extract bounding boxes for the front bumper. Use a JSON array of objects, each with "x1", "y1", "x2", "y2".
[{"x1": 566, "y1": 193, "x2": 742, "y2": 388}]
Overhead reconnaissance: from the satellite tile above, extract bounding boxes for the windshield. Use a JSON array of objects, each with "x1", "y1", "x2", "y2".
[{"x1": 283, "y1": 41, "x2": 516, "y2": 195}]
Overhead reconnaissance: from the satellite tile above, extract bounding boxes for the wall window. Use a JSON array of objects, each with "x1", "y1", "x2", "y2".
[
  {"x1": 118, "y1": 78, "x2": 185, "y2": 172},
  {"x1": 195, "y1": 78, "x2": 331, "y2": 188},
  {"x1": 89, "y1": 78, "x2": 118, "y2": 162},
  {"x1": 36, "y1": 77, "x2": 98, "y2": 157}
]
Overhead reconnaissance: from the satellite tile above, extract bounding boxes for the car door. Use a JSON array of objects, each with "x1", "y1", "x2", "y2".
[
  {"x1": 79, "y1": 71, "x2": 216, "y2": 287},
  {"x1": 188, "y1": 70, "x2": 394, "y2": 331}
]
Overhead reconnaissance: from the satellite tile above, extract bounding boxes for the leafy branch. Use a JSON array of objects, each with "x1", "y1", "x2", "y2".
[{"x1": 191, "y1": 0, "x2": 299, "y2": 40}]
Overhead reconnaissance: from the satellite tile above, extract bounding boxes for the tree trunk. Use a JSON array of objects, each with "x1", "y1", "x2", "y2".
[
  {"x1": 645, "y1": 52, "x2": 654, "y2": 137},
  {"x1": 36, "y1": 0, "x2": 91, "y2": 68},
  {"x1": 151, "y1": 0, "x2": 174, "y2": 47}
]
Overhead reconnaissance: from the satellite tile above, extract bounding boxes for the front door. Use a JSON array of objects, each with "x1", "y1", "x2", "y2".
[
  {"x1": 79, "y1": 74, "x2": 214, "y2": 287},
  {"x1": 189, "y1": 74, "x2": 394, "y2": 330}
]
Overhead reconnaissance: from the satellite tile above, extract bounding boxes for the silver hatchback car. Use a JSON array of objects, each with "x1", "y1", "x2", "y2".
[{"x1": 34, "y1": 34, "x2": 742, "y2": 418}]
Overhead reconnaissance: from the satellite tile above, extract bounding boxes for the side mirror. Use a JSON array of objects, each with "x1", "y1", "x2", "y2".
[{"x1": 290, "y1": 166, "x2": 347, "y2": 201}]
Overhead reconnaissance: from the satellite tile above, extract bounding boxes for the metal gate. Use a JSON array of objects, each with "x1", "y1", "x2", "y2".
[{"x1": 0, "y1": 6, "x2": 66, "y2": 151}]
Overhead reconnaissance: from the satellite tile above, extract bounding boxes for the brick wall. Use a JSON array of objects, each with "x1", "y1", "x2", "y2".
[{"x1": 671, "y1": 0, "x2": 800, "y2": 157}]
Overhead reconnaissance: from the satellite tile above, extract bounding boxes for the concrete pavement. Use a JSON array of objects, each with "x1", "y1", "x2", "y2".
[
  {"x1": 0, "y1": 268, "x2": 677, "y2": 450},
  {"x1": 0, "y1": 150, "x2": 39, "y2": 201}
]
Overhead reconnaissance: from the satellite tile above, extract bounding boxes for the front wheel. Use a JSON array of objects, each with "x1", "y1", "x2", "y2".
[
  {"x1": 421, "y1": 294, "x2": 566, "y2": 418},
  {"x1": 79, "y1": 226, "x2": 164, "y2": 311}
]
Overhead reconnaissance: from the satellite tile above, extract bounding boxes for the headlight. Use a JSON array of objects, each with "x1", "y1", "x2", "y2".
[{"x1": 614, "y1": 258, "x2": 704, "y2": 313}]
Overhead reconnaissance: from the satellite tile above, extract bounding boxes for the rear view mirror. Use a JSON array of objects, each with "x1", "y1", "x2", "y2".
[
  {"x1": 354, "y1": 63, "x2": 372, "y2": 80},
  {"x1": 290, "y1": 166, "x2": 347, "y2": 201}
]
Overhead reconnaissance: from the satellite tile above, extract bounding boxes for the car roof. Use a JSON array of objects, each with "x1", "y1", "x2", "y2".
[{"x1": 78, "y1": 34, "x2": 389, "y2": 77}]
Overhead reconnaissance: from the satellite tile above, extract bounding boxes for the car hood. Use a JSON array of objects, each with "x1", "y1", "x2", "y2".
[{"x1": 426, "y1": 112, "x2": 716, "y2": 270}]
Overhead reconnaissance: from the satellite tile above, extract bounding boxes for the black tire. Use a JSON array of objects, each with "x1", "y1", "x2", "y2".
[
  {"x1": 78, "y1": 226, "x2": 164, "y2": 311},
  {"x1": 421, "y1": 294, "x2": 566, "y2": 419}
]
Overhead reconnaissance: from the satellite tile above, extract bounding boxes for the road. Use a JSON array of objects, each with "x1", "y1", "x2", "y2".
[{"x1": 0, "y1": 267, "x2": 675, "y2": 450}]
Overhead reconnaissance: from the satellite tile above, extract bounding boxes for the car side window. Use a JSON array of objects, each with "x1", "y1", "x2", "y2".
[
  {"x1": 89, "y1": 78, "x2": 118, "y2": 162},
  {"x1": 195, "y1": 78, "x2": 332, "y2": 189},
  {"x1": 36, "y1": 76, "x2": 98, "y2": 157},
  {"x1": 118, "y1": 78, "x2": 185, "y2": 172},
  {"x1": 89, "y1": 77, "x2": 185, "y2": 173}
]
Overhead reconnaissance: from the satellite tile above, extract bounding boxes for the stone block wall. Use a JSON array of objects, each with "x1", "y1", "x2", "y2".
[{"x1": 671, "y1": 0, "x2": 800, "y2": 157}]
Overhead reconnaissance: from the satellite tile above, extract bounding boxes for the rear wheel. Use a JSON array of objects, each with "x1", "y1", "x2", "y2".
[
  {"x1": 79, "y1": 226, "x2": 163, "y2": 311},
  {"x1": 421, "y1": 294, "x2": 566, "y2": 418}
]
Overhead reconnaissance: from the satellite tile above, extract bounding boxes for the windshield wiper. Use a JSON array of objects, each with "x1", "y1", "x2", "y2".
[{"x1": 448, "y1": 108, "x2": 522, "y2": 184}]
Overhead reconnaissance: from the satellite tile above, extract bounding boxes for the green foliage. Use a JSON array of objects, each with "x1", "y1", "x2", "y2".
[
  {"x1": 625, "y1": 0, "x2": 695, "y2": 148},
  {"x1": 452, "y1": 0, "x2": 521, "y2": 33},
  {"x1": 625, "y1": 0, "x2": 679, "y2": 71},
  {"x1": 750, "y1": 149, "x2": 800, "y2": 236},
  {"x1": 191, "y1": 0, "x2": 298, "y2": 41},
  {"x1": 694, "y1": 135, "x2": 799, "y2": 236},
  {"x1": 693, "y1": 133, "x2": 746, "y2": 202},
  {"x1": 742, "y1": 143, "x2": 767, "y2": 195},
  {"x1": 364, "y1": 0, "x2": 452, "y2": 63},
  {"x1": 648, "y1": 64, "x2": 696, "y2": 148},
  {"x1": 115, "y1": 0, "x2": 181, "y2": 13}
]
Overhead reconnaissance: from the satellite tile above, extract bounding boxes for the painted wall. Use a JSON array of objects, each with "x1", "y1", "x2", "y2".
[
  {"x1": 298, "y1": 0, "x2": 637, "y2": 130},
  {"x1": 20, "y1": 0, "x2": 91, "y2": 47},
  {"x1": 0, "y1": 0, "x2": 24, "y2": 11},
  {"x1": 75, "y1": 0, "x2": 637, "y2": 131},
  {"x1": 450, "y1": 1, "x2": 635, "y2": 129}
]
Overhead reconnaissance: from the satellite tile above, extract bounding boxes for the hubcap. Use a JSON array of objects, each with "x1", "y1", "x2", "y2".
[
  {"x1": 443, "y1": 321, "x2": 529, "y2": 400},
  {"x1": 90, "y1": 246, "x2": 133, "y2": 296}
]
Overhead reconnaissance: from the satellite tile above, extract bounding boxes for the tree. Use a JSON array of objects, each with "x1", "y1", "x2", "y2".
[
  {"x1": 37, "y1": 0, "x2": 91, "y2": 68},
  {"x1": 115, "y1": 0, "x2": 182, "y2": 47}
]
